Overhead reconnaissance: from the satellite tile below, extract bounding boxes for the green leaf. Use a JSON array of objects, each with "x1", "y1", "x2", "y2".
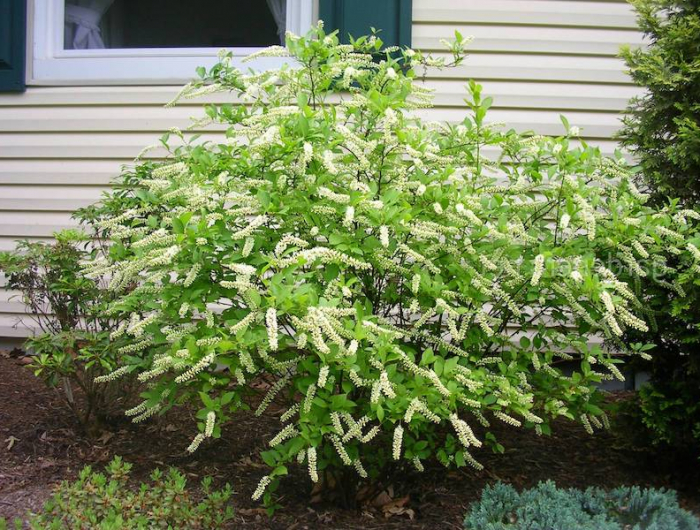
[
  {"x1": 560, "y1": 115, "x2": 570, "y2": 131},
  {"x1": 271, "y1": 465, "x2": 288, "y2": 477},
  {"x1": 376, "y1": 404, "x2": 385, "y2": 421},
  {"x1": 261, "y1": 450, "x2": 279, "y2": 467},
  {"x1": 172, "y1": 217, "x2": 184, "y2": 234},
  {"x1": 199, "y1": 392, "x2": 215, "y2": 409}
]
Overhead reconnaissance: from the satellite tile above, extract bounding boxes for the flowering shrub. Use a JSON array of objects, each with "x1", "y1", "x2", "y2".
[
  {"x1": 84, "y1": 25, "x2": 700, "y2": 502},
  {"x1": 464, "y1": 481, "x2": 699, "y2": 530}
]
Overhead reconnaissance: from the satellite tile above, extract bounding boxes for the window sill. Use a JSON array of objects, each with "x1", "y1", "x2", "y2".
[{"x1": 30, "y1": 51, "x2": 294, "y2": 86}]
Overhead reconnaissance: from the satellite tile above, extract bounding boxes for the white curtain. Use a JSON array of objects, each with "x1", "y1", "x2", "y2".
[
  {"x1": 64, "y1": 0, "x2": 116, "y2": 49},
  {"x1": 266, "y1": 0, "x2": 287, "y2": 44}
]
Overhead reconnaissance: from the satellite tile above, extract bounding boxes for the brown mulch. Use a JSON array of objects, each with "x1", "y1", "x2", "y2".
[{"x1": 0, "y1": 352, "x2": 698, "y2": 529}]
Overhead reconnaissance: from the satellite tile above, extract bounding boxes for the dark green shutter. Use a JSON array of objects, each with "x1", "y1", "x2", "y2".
[
  {"x1": 0, "y1": 0, "x2": 27, "y2": 92},
  {"x1": 319, "y1": 0, "x2": 412, "y2": 49}
]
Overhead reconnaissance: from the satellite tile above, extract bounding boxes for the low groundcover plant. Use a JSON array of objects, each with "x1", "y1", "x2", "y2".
[
  {"x1": 16, "y1": 456, "x2": 233, "y2": 529},
  {"x1": 82, "y1": 24, "x2": 700, "y2": 503},
  {"x1": 464, "y1": 481, "x2": 699, "y2": 530}
]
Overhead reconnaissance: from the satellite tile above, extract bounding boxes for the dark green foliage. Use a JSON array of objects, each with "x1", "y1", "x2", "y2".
[
  {"x1": 623, "y1": 250, "x2": 700, "y2": 453},
  {"x1": 0, "y1": 230, "x2": 132, "y2": 429},
  {"x1": 617, "y1": 0, "x2": 700, "y2": 454},
  {"x1": 464, "y1": 481, "x2": 699, "y2": 530},
  {"x1": 0, "y1": 230, "x2": 98, "y2": 335},
  {"x1": 24, "y1": 456, "x2": 234, "y2": 529},
  {"x1": 635, "y1": 374, "x2": 700, "y2": 448},
  {"x1": 618, "y1": 0, "x2": 700, "y2": 204}
]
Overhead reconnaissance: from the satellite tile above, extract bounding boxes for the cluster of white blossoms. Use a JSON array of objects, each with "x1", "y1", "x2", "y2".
[
  {"x1": 392, "y1": 424, "x2": 404, "y2": 460},
  {"x1": 265, "y1": 308, "x2": 278, "y2": 351},
  {"x1": 175, "y1": 353, "x2": 215, "y2": 384},
  {"x1": 93, "y1": 365, "x2": 131, "y2": 384},
  {"x1": 205, "y1": 411, "x2": 216, "y2": 437},
  {"x1": 379, "y1": 225, "x2": 390, "y2": 248},
  {"x1": 530, "y1": 255, "x2": 545, "y2": 286},
  {"x1": 307, "y1": 447, "x2": 319, "y2": 483},
  {"x1": 251, "y1": 475, "x2": 273, "y2": 501},
  {"x1": 85, "y1": 24, "x2": 700, "y2": 501},
  {"x1": 449, "y1": 414, "x2": 482, "y2": 449},
  {"x1": 405, "y1": 398, "x2": 441, "y2": 424},
  {"x1": 269, "y1": 424, "x2": 298, "y2": 447}
]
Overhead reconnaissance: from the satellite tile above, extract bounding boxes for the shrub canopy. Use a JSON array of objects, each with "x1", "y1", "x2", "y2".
[{"x1": 84, "y1": 25, "x2": 700, "y2": 500}]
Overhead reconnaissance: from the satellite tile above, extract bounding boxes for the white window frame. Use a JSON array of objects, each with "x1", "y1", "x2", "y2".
[{"x1": 29, "y1": 0, "x2": 315, "y2": 85}]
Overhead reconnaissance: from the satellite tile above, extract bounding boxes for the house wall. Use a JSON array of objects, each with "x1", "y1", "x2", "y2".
[{"x1": 0, "y1": 0, "x2": 643, "y2": 338}]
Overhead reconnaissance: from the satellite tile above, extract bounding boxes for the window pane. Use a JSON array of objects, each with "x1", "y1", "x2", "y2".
[{"x1": 64, "y1": 0, "x2": 284, "y2": 50}]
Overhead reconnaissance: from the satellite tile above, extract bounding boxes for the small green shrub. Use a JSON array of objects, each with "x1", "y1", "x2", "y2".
[
  {"x1": 635, "y1": 379, "x2": 700, "y2": 449},
  {"x1": 464, "y1": 481, "x2": 699, "y2": 530},
  {"x1": 24, "y1": 456, "x2": 233, "y2": 529},
  {"x1": 0, "y1": 230, "x2": 133, "y2": 429}
]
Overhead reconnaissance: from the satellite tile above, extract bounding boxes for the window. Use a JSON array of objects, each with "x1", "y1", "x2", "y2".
[
  {"x1": 63, "y1": 0, "x2": 284, "y2": 50},
  {"x1": 30, "y1": 0, "x2": 315, "y2": 85}
]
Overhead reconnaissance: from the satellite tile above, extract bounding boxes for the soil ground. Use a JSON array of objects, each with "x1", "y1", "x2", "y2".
[{"x1": 1, "y1": 352, "x2": 698, "y2": 529}]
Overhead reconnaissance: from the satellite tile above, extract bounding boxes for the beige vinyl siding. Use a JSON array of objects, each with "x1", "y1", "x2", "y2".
[{"x1": 0, "y1": 0, "x2": 642, "y2": 337}]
